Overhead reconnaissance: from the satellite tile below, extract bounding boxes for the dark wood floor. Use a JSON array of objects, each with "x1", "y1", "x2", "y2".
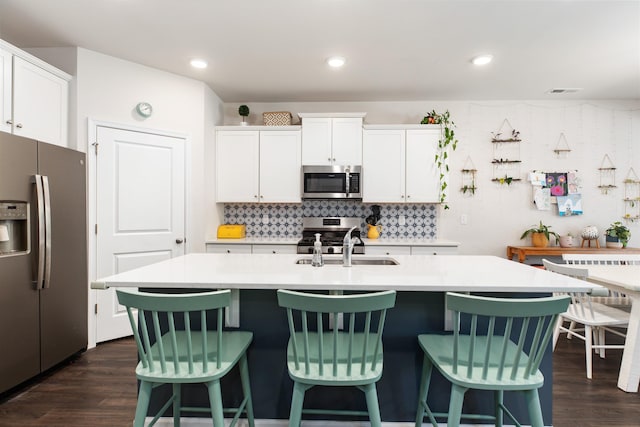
[{"x1": 0, "y1": 335, "x2": 639, "y2": 426}]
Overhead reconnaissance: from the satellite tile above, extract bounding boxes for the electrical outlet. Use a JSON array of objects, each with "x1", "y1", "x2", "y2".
[
  {"x1": 262, "y1": 214, "x2": 269, "y2": 225},
  {"x1": 398, "y1": 215, "x2": 406, "y2": 226},
  {"x1": 460, "y1": 214, "x2": 468, "y2": 225}
]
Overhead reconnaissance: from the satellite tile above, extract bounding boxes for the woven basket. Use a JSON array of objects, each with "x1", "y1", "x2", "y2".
[{"x1": 263, "y1": 111, "x2": 292, "y2": 126}]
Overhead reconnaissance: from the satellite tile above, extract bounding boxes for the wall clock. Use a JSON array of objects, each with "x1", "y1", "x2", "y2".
[{"x1": 136, "y1": 102, "x2": 153, "y2": 118}]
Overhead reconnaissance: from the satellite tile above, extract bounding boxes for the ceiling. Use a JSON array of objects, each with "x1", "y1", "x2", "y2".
[{"x1": 0, "y1": 0, "x2": 638, "y2": 102}]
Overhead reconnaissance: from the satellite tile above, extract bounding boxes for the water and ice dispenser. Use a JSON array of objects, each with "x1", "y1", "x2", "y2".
[{"x1": 0, "y1": 202, "x2": 30, "y2": 256}]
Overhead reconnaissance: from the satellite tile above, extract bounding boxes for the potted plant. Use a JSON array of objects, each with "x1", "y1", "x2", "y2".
[
  {"x1": 238, "y1": 104, "x2": 250, "y2": 126},
  {"x1": 421, "y1": 110, "x2": 458, "y2": 210},
  {"x1": 520, "y1": 221, "x2": 560, "y2": 248},
  {"x1": 605, "y1": 221, "x2": 631, "y2": 248}
]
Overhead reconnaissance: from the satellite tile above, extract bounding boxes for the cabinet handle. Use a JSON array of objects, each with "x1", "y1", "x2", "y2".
[
  {"x1": 254, "y1": 195, "x2": 258, "y2": 198},
  {"x1": 272, "y1": 250, "x2": 276, "y2": 254},
  {"x1": 175, "y1": 238, "x2": 184, "y2": 244},
  {"x1": 407, "y1": 195, "x2": 411, "y2": 198},
  {"x1": 332, "y1": 158, "x2": 336, "y2": 162},
  {"x1": 328, "y1": 157, "x2": 331, "y2": 161},
  {"x1": 260, "y1": 195, "x2": 264, "y2": 198},
  {"x1": 16, "y1": 123, "x2": 23, "y2": 129},
  {"x1": 226, "y1": 249, "x2": 231, "y2": 253},
  {"x1": 6, "y1": 119, "x2": 12, "y2": 125}
]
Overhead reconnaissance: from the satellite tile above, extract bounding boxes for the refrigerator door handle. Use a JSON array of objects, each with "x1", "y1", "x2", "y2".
[
  {"x1": 42, "y1": 176, "x2": 52, "y2": 289},
  {"x1": 32, "y1": 175, "x2": 45, "y2": 289}
]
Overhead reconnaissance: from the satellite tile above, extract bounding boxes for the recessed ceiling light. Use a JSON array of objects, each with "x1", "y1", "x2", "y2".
[
  {"x1": 190, "y1": 59, "x2": 208, "y2": 69},
  {"x1": 327, "y1": 56, "x2": 346, "y2": 68},
  {"x1": 471, "y1": 54, "x2": 493, "y2": 66}
]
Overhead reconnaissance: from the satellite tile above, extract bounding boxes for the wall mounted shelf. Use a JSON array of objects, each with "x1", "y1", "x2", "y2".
[
  {"x1": 491, "y1": 119, "x2": 521, "y2": 185},
  {"x1": 553, "y1": 133, "x2": 572, "y2": 157},
  {"x1": 597, "y1": 154, "x2": 616, "y2": 194},
  {"x1": 623, "y1": 167, "x2": 640, "y2": 222},
  {"x1": 461, "y1": 156, "x2": 477, "y2": 196}
]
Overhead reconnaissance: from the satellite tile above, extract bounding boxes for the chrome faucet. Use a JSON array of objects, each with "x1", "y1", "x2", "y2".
[{"x1": 342, "y1": 226, "x2": 359, "y2": 267}]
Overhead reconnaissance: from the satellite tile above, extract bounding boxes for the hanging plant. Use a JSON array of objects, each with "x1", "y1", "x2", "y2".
[{"x1": 421, "y1": 110, "x2": 458, "y2": 209}]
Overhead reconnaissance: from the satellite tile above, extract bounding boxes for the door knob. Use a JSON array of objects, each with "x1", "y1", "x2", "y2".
[{"x1": 176, "y1": 238, "x2": 184, "y2": 244}]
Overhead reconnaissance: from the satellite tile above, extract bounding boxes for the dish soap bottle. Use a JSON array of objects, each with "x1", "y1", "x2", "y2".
[{"x1": 311, "y1": 233, "x2": 324, "y2": 267}]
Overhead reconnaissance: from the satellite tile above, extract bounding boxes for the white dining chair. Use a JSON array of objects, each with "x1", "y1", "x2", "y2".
[{"x1": 543, "y1": 259, "x2": 629, "y2": 379}]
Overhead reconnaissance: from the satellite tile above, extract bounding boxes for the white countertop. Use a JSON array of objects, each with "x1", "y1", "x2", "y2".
[
  {"x1": 206, "y1": 238, "x2": 459, "y2": 247},
  {"x1": 92, "y1": 253, "x2": 592, "y2": 292}
]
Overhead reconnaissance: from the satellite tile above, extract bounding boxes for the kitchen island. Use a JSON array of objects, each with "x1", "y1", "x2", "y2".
[{"x1": 92, "y1": 253, "x2": 592, "y2": 425}]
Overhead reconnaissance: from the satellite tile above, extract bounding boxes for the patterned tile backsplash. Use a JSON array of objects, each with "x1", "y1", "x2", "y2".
[{"x1": 223, "y1": 201, "x2": 438, "y2": 240}]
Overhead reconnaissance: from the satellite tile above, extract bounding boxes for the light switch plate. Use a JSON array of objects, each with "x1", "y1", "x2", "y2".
[
  {"x1": 262, "y1": 214, "x2": 269, "y2": 224},
  {"x1": 398, "y1": 215, "x2": 406, "y2": 226}
]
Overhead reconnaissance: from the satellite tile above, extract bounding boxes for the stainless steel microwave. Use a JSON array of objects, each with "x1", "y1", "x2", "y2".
[{"x1": 301, "y1": 165, "x2": 362, "y2": 199}]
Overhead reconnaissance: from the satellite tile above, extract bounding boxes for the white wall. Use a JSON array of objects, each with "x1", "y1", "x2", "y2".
[
  {"x1": 221, "y1": 101, "x2": 640, "y2": 257},
  {"x1": 75, "y1": 48, "x2": 223, "y2": 253},
  {"x1": 74, "y1": 48, "x2": 223, "y2": 347}
]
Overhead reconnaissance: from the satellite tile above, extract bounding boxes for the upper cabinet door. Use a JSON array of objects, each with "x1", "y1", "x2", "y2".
[
  {"x1": 406, "y1": 129, "x2": 440, "y2": 203},
  {"x1": 216, "y1": 131, "x2": 260, "y2": 202},
  {"x1": 301, "y1": 118, "x2": 332, "y2": 165},
  {"x1": 331, "y1": 118, "x2": 363, "y2": 165},
  {"x1": 12, "y1": 57, "x2": 68, "y2": 146},
  {"x1": 362, "y1": 129, "x2": 405, "y2": 203},
  {"x1": 0, "y1": 48, "x2": 11, "y2": 134},
  {"x1": 259, "y1": 130, "x2": 302, "y2": 203}
]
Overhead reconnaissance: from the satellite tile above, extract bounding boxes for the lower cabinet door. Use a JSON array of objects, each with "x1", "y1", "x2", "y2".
[
  {"x1": 206, "y1": 244, "x2": 252, "y2": 254},
  {"x1": 365, "y1": 245, "x2": 411, "y2": 256}
]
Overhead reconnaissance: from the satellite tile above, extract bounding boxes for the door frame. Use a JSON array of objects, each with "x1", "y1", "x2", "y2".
[{"x1": 87, "y1": 119, "x2": 191, "y2": 349}]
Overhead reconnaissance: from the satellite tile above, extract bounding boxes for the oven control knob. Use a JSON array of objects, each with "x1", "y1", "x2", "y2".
[{"x1": 327, "y1": 247, "x2": 334, "y2": 254}]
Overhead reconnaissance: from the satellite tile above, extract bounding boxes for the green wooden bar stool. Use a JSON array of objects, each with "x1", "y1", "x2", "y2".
[
  {"x1": 116, "y1": 289, "x2": 255, "y2": 427},
  {"x1": 415, "y1": 292, "x2": 570, "y2": 427},
  {"x1": 277, "y1": 289, "x2": 396, "y2": 427}
]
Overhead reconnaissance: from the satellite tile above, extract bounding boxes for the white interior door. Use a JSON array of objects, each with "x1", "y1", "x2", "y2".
[{"x1": 95, "y1": 125, "x2": 185, "y2": 343}]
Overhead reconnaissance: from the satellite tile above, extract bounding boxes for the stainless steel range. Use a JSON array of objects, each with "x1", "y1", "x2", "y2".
[{"x1": 297, "y1": 217, "x2": 364, "y2": 255}]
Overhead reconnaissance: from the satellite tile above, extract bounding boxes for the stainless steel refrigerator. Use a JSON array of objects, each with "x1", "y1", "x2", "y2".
[{"x1": 0, "y1": 132, "x2": 87, "y2": 394}]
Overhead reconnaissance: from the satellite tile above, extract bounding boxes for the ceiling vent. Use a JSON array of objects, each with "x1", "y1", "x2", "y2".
[{"x1": 546, "y1": 88, "x2": 582, "y2": 94}]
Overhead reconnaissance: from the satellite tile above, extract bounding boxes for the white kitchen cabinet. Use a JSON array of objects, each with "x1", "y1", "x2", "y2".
[
  {"x1": 411, "y1": 246, "x2": 458, "y2": 255},
  {"x1": 299, "y1": 114, "x2": 365, "y2": 165},
  {"x1": 216, "y1": 130, "x2": 260, "y2": 202},
  {"x1": 215, "y1": 127, "x2": 301, "y2": 203},
  {"x1": 366, "y1": 245, "x2": 412, "y2": 256},
  {"x1": 251, "y1": 244, "x2": 298, "y2": 254},
  {"x1": 259, "y1": 130, "x2": 301, "y2": 202},
  {"x1": 363, "y1": 125, "x2": 440, "y2": 203},
  {"x1": 0, "y1": 48, "x2": 11, "y2": 134},
  {"x1": 0, "y1": 40, "x2": 70, "y2": 147},
  {"x1": 206, "y1": 244, "x2": 252, "y2": 254}
]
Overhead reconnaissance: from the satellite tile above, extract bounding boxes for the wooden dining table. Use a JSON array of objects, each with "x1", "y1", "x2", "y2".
[{"x1": 578, "y1": 265, "x2": 640, "y2": 392}]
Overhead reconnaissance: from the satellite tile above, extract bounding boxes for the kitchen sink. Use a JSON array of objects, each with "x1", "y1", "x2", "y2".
[{"x1": 295, "y1": 257, "x2": 399, "y2": 266}]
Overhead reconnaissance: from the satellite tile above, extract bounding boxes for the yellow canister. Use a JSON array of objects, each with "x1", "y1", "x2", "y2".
[{"x1": 217, "y1": 224, "x2": 246, "y2": 239}]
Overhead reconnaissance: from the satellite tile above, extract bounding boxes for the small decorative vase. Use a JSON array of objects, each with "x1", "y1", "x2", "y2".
[
  {"x1": 581, "y1": 226, "x2": 599, "y2": 240},
  {"x1": 367, "y1": 224, "x2": 382, "y2": 239},
  {"x1": 559, "y1": 235, "x2": 574, "y2": 248},
  {"x1": 580, "y1": 225, "x2": 600, "y2": 248},
  {"x1": 531, "y1": 232, "x2": 549, "y2": 248}
]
